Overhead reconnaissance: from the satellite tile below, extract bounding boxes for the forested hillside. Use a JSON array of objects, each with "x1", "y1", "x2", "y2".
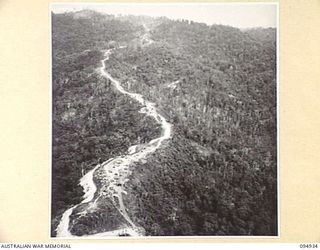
[
  {"x1": 52, "y1": 10, "x2": 277, "y2": 236},
  {"x1": 51, "y1": 11, "x2": 160, "y2": 235}
]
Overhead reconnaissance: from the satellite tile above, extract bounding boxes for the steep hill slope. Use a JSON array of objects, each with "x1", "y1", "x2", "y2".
[
  {"x1": 51, "y1": 10, "x2": 277, "y2": 236},
  {"x1": 105, "y1": 18, "x2": 277, "y2": 236}
]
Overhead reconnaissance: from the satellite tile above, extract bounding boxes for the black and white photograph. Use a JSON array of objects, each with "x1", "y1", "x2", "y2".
[{"x1": 50, "y1": 3, "x2": 278, "y2": 238}]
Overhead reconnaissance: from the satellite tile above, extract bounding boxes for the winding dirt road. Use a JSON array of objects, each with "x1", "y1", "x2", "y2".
[{"x1": 56, "y1": 44, "x2": 172, "y2": 237}]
